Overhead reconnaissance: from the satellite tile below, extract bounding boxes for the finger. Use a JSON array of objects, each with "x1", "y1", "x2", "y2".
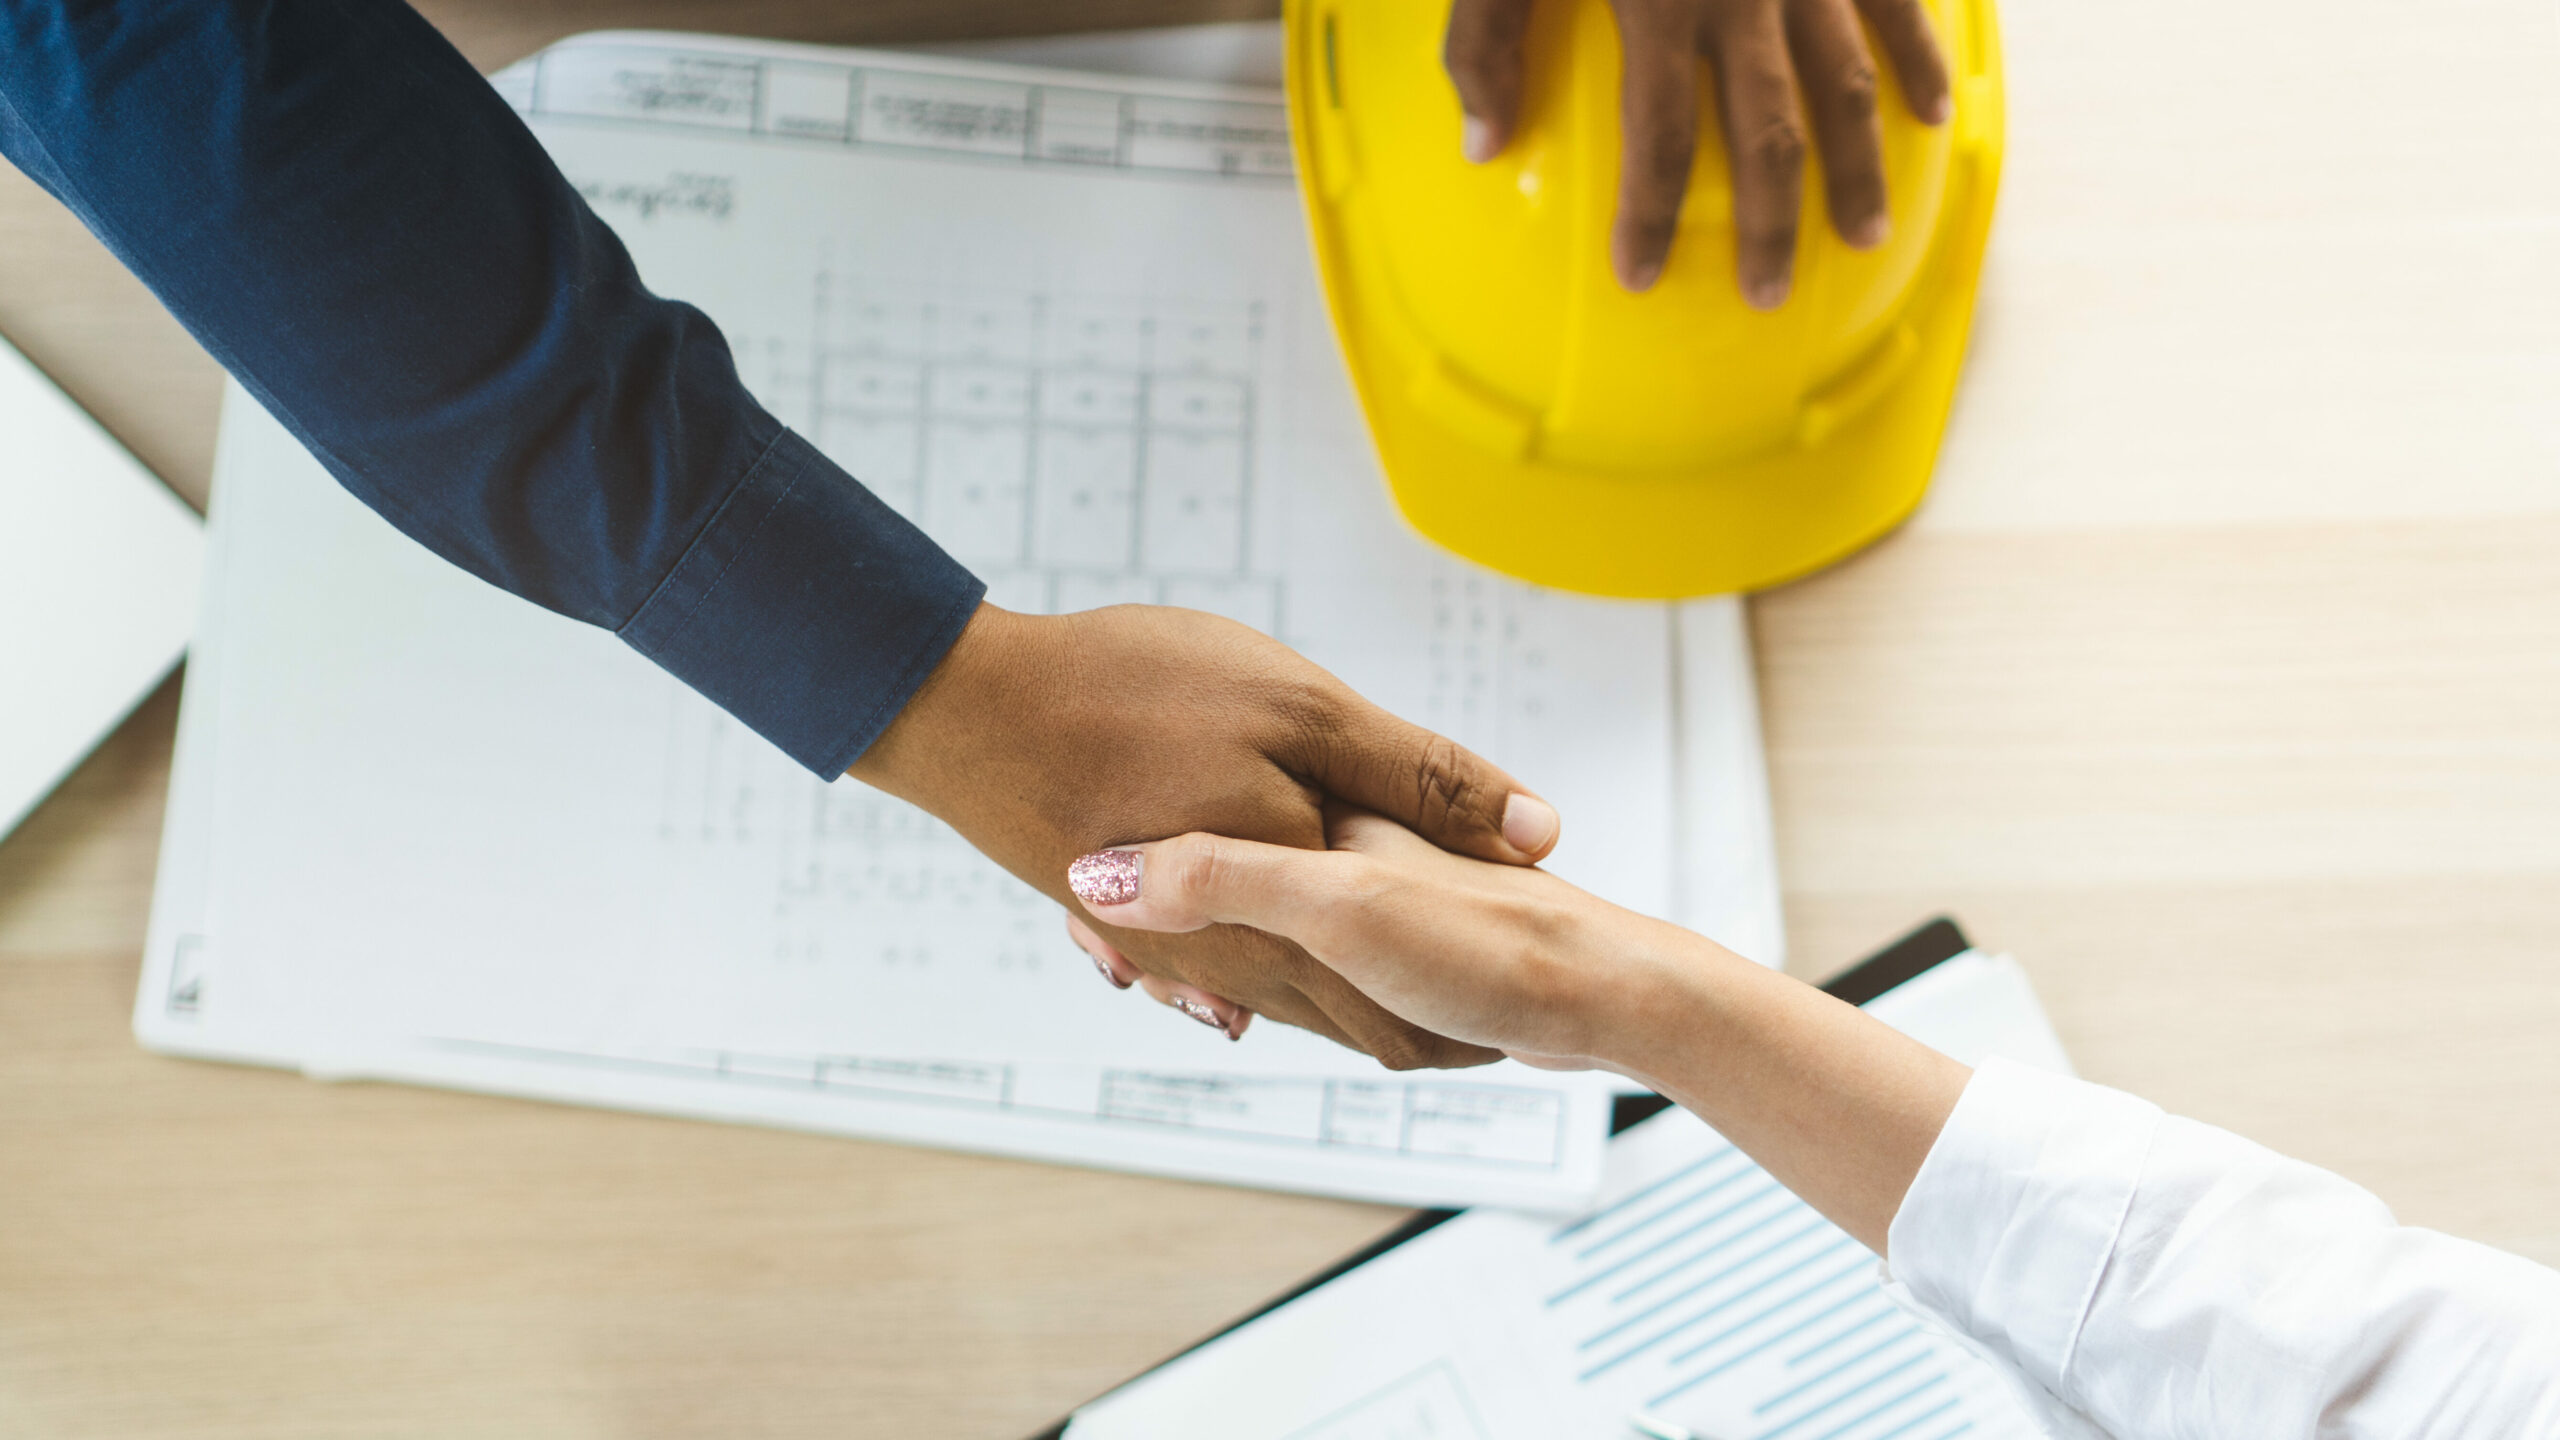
[
  {"x1": 1064, "y1": 912, "x2": 1137, "y2": 990},
  {"x1": 1788, "y1": 0, "x2": 1890, "y2": 249},
  {"x1": 1604, "y1": 0, "x2": 1701, "y2": 291},
  {"x1": 1853, "y1": 0, "x2": 1952, "y2": 124},
  {"x1": 1134, "y1": 973, "x2": 1252, "y2": 1041},
  {"x1": 1444, "y1": 0, "x2": 1537, "y2": 161},
  {"x1": 1706, "y1": 1, "x2": 1809, "y2": 309},
  {"x1": 1294, "y1": 701, "x2": 1560, "y2": 864},
  {"x1": 1100, "y1": 916, "x2": 1488, "y2": 1067},
  {"x1": 1092, "y1": 915, "x2": 1368, "y2": 1050},
  {"x1": 1067, "y1": 836, "x2": 1351, "y2": 947}
]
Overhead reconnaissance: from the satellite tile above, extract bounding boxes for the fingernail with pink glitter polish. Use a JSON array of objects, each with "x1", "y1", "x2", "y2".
[{"x1": 1067, "y1": 849, "x2": 1143, "y2": 907}]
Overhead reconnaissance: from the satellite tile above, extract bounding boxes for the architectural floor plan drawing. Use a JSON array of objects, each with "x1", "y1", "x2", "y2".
[
  {"x1": 137, "y1": 32, "x2": 1780, "y2": 1206},
  {"x1": 798, "y1": 285, "x2": 1283, "y2": 632}
]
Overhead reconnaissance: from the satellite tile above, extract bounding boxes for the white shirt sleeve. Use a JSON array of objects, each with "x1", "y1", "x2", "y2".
[{"x1": 1882, "y1": 1056, "x2": 2560, "y2": 1440}]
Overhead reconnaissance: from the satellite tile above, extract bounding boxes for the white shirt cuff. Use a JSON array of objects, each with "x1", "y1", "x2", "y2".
[{"x1": 1883, "y1": 1055, "x2": 2162, "y2": 1399}]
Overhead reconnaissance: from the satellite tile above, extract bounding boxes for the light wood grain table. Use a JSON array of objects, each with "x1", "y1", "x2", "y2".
[{"x1": 4, "y1": 2, "x2": 2555, "y2": 1436}]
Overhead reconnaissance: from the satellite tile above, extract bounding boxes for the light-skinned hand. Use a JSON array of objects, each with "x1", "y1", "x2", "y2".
[
  {"x1": 1065, "y1": 801, "x2": 1970, "y2": 1251},
  {"x1": 1064, "y1": 800, "x2": 1668, "y2": 1070},
  {"x1": 1445, "y1": 0, "x2": 1953, "y2": 306},
  {"x1": 850, "y1": 604, "x2": 1562, "y2": 1070}
]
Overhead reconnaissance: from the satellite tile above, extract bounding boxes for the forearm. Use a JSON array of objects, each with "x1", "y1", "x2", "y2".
[
  {"x1": 1595, "y1": 932, "x2": 1970, "y2": 1254},
  {"x1": 0, "y1": 0, "x2": 981, "y2": 773}
]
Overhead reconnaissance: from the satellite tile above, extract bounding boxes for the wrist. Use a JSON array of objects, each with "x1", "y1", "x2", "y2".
[
  {"x1": 846, "y1": 601, "x2": 1025, "y2": 801},
  {"x1": 1583, "y1": 923, "x2": 1763, "y2": 1090}
]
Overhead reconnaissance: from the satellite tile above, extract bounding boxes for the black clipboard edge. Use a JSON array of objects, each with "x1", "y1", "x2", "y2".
[
  {"x1": 1025, "y1": 916, "x2": 1972, "y2": 1440},
  {"x1": 1814, "y1": 916, "x2": 1974, "y2": 1008}
]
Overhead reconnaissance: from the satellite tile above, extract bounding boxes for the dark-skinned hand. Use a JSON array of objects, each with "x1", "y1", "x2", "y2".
[{"x1": 1445, "y1": 0, "x2": 1953, "y2": 306}]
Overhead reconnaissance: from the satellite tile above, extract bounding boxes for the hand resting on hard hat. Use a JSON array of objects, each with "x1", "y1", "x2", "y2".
[
  {"x1": 1445, "y1": 0, "x2": 1953, "y2": 309},
  {"x1": 849, "y1": 602, "x2": 1564, "y2": 1069}
]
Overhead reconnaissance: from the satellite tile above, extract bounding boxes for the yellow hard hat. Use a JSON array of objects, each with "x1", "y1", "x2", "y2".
[{"x1": 1285, "y1": 0, "x2": 2004, "y2": 597}]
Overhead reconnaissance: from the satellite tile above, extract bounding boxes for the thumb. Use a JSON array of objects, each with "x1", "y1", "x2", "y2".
[
  {"x1": 1065, "y1": 834, "x2": 1348, "y2": 948},
  {"x1": 1296, "y1": 703, "x2": 1560, "y2": 865}
]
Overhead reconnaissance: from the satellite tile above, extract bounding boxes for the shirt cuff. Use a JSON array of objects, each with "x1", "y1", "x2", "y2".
[
  {"x1": 619, "y1": 429, "x2": 986, "y2": 776},
  {"x1": 1882, "y1": 1056, "x2": 2163, "y2": 1399}
]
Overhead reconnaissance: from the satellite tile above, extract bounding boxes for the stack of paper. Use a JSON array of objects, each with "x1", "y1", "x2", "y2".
[{"x1": 137, "y1": 31, "x2": 1785, "y2": 1210}]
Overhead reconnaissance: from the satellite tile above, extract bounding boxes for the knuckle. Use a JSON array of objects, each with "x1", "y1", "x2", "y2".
[
  {"x1": 1366, "y1": 1023, "x2": 1435, "y2": 1072},
  {"x1": 1290, "y1": 673, "x2": 1349, "y2": 732},
  {"x1": 1747, "y1": 114, "x2": 1808, "y2": 173},
  {"x1": 1411, "y1": 733, "x2": 1489, "y2": 834},
  {"x1": 1832, "y1": 59, "x2": 1880, "y2": 117},
  {"x1": 1270, "y1": 674, "x2": 1344, "y2": 754},
  {"x1": 1161, "y1": 833, "x2": 1228, "y2": 907}
]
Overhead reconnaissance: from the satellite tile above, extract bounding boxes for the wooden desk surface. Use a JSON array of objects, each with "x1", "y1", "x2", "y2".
[{"x1": 4, "y1": 2, "x2": 2555, "y2": 1436}]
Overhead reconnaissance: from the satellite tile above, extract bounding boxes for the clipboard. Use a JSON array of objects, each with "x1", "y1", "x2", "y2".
[{"x1": 1026, "y1": 917, "x2": 1976, "y2": 1440}]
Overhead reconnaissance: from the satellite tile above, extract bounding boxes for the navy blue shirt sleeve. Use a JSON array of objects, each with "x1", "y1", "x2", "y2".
[{"x1": 0, "y1": 0, "x2": 985, "y2": 775}]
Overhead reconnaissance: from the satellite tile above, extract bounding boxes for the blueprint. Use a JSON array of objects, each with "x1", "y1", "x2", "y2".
[{"x1": 136, "y1": 32, "x2": 1781, "y2": 1206}]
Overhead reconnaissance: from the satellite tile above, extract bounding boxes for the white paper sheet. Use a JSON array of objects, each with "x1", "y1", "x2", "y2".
[
  {"x1": 0, "y1": 334, "x2": 201, "y2": 840},
  {"x1": 910, "y1": 19, "x2": 1287, "y2": 90},
  {"x1": 1066, "y1": 954, "x2": 2064, "y2": 1439}
]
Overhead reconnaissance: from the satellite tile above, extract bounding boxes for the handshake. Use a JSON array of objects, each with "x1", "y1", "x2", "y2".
[
  {"x1": 850, "y1": 599, "x2": 1748, "y2": 1084},
  {"x1": 849, "y1": 600, "x2": 1573, "y2": 1071},
  {"x1": 1061, "y1": 802, "x2": 1680, "y2": 1079},
  {"x1": 853, "y1": 600, "x2": 1962, "y2": 1254}
]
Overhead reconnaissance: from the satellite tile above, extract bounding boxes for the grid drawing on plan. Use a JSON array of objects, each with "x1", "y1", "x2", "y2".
[
  {"x1": 797, "y1": 278, "x2": 1284, "y2": 637},
  {"x1": 684, "y1": 282, "x2": 1287, "y2": 981},
  {"x1": 495, "y1": 39, "x2": 1295, "y2": 183},
  {"x1": 427, "y1": 1039, "x2": 1575, "y2": 1170}
]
